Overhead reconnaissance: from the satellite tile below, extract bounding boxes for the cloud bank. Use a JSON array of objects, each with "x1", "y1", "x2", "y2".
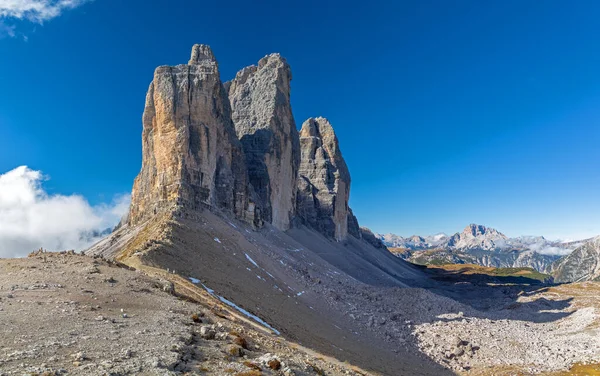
[
  {"x1": 0, "y1": 166, "x2": 129, "y2": 258},
  {"x1": 0, "y1": 0, "x2": 91, "y2": 38}
]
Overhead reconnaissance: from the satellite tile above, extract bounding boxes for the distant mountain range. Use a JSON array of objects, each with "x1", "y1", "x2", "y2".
[{"x1": 378, "y1": 224, "x2": 588, "y2": 274}]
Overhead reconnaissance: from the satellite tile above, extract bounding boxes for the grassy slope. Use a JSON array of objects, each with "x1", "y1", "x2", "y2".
[{"x1": 425, "y1": 263, "x2": 552, "y2": 283}]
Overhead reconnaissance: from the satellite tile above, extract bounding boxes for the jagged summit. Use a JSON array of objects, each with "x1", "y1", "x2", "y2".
[
  {"x1": 188, "y1": 44, "x2": 217, "y2": 65},
  {"x1": 126, "y1": 44, "x2": 366, "y2": 240},
  {"x1": 86, "y1": 44, "x2": 431, "y2": 376},
  {"x1": 461, "y1": 223, "x2": 506, "y2": 239},
  {"x1": 258, "y1": 53, "x2": 288, "y2": 68},
  {"x1": 128, "y1": 44, "x2": 256, "y2": 227}
]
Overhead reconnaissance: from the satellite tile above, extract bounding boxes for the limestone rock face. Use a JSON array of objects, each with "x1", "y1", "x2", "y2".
[
  {"x1": 129, "y1": 44, "x2": 256, "y2": 226},
  {"x1": 226, "y1": 54, "x2": 300, "y2": 231},
  {"x1": 360, "y1": 227, "x2": 387, "y2": 249},
  {"x1": 347, "y1": 208, "x2": 361, "y2": 239},
  {"x1": 296, "y1": 117, "x2": 351, "y2": 241}
]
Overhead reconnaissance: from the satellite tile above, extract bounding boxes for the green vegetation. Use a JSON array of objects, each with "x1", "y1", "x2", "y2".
[
  {"x1": 490, "y1": 267, "x2": 550, "y2": 282},
  {"x1": 425, "y1": 263, "x2": 553, "y2": 284}
]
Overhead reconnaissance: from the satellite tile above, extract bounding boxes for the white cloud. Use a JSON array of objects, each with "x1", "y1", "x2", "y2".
[
  {"x1": 534, "y1": 246, "x2": 573, "y2": 256},
  {"x1": 0, "y1": 166, "x2": 129, "y2": 258},
  {"x1": 0, "y1": 0, "x2": 91, "y2": 38}
]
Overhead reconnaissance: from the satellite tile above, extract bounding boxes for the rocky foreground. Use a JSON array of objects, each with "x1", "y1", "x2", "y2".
[
  {"x1": 2, "y1": 251, "x2": 600, "y2": 375},
  {"x1": 0, "y1": 252, "x2": 370, "y2": 376}
]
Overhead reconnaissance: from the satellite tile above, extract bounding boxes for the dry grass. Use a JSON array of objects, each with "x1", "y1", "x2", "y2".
[
  {"x1": 191, "y1": 313, "x2": 202, "y2": 323},
  {"x1": 234, "y1": 371, "x2": 262, "y2": 376},
  {"x1": 227, "y1": 345, "x2": 244, "y2": 357},
  {"x1": 243, "y1": 361, "x2": 261, "y2": 370},
  {"x1": 307, "y1": 362, "x2": 325, "y2": 376},
  {"x1": 545, "y1": 363, "x2": 600, "y2": 376},
  {"x1": 234, "y1": 336, "x2": 249, "y2": 349},
  {"x1": 267, "y1": 359, "x2": 281, "y2": 370}
]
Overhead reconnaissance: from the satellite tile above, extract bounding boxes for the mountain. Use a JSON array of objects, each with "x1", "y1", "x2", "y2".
[
  {"x1": 379, "y1": 224, "x2": 582, "y2": 273},
  {"x1": 552, "y1": 236, "x2": 600, "y2": 282},
  {"x1": 446, "y1": 224, "x2": 507, "y2": 250},
  {"x1": 379, "y1": 233, "x2": 449, "y2": 249},
  {"x1": 85, "y1": 45, "x2": 441, "y2": 375}
]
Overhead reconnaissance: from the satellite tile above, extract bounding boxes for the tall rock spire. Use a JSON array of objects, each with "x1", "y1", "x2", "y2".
[
  {"x1": 296, "y1": 117, "x2": 351, "y2": 241},
  {"x1": 129, "y1": 45, "x2": 257, "y2": 226},
  {"x1": 226, "y1": 54, "x2": 300, "y2": 231}
]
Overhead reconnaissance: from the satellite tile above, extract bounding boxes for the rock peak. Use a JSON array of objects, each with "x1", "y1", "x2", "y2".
[
  {"x1": 300, "y1": 117, "x2": 335, "y2": 139},
  {"x1": 189, "y1": 44, "x2": 217, "y2": 65},
  {"x1": 258, "y1": 53, "x2": 287, "y2": 68},
  {"x1": 129, "y1": 44, "x2": 256, "y2": 226},
  {"x1": 227, "y1": 51, "x2": 300, "y2": 231},
  {"x1": 464, "y1": 223, "x2": 487, "y2": 235},
  {"x1": 297, "y1": 117, "x2": 351, "y2": 241}
]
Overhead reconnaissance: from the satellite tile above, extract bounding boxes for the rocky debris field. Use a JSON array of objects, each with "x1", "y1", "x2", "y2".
[
  {"x1": 0, "y1": 252, "x2": 371, "y2": 376},
  {"x1": 272, "y1": 246, "x2": 600, "y2": 375}
]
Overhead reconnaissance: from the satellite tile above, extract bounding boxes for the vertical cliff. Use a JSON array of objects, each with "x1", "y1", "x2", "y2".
[
  {"x1": 226, "y1": 54, "x2": 300, "y2": 231},
  {"x1": 129, "y1": 44, "x2": 257, "y2": 226},
  {"x1": 296, "y1": 117, "x2": 351, "y2": 242}
]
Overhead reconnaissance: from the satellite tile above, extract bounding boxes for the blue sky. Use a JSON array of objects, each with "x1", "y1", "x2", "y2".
[{"x1": 1, "y1": 0, "x2": 600, "y2": 241}]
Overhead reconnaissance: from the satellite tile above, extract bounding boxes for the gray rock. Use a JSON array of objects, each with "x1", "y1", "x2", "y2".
[
  {"x1": 296, "y1": 117, "x2": 350, "y2": 241},
  {"x1": 227, "y1": 53, "x2": 300, "y2": 231},
  {"x1": 452, "y1": 336, "x2": 464, "y2": 347},
  {"x1": 347, "y1": 208, "x2": 361, "y2": 239},
  {"x1": 199, "y1": 326, "x2": 215, "y2": 340},
  {"x1": 360, "y1": 227, "x2": 387, "y2": 249}
]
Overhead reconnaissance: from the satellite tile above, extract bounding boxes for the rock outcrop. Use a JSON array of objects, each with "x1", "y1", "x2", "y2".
[
  {"x1": 360, "y1": 227, "x2": 387, "y2": 249},
  {"x1": 347, "y1": 208, "x2": 361, "y2": 239},
  {"x1": 226, "y1": 54, "x2": 300, "y2": 231},
  {"x1": 296, "y1": 117, "x2": 351, "y2": 241},
  {"x1": 128, "y1": 45, "x2": 257, "y2": 227},
  {"x1": 553, "y1": 236, "x2": 600, "y2": 282}
]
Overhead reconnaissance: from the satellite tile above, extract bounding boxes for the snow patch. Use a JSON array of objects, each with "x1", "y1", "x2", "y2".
[
  {"x1": 245, "y1": 253, "x2": 259, "y2": 268},
  {"x1": 199, "y1": 281, "x2": 280, "y2": 335}
]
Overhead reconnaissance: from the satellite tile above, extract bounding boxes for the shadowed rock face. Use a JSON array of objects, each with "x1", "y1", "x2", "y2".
[
  {"x1": 296, "y1": 117, "x2": 351, "y2": 242},
  {"x1": 347, "y1": 208, "x2": 361, "y2": 239},
  {"x1": 129, "y1": 44, "x2": 257, "y2": 226},
  {"x1": 226, "y1": 54, "x2": 300, "y2": 231}
]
